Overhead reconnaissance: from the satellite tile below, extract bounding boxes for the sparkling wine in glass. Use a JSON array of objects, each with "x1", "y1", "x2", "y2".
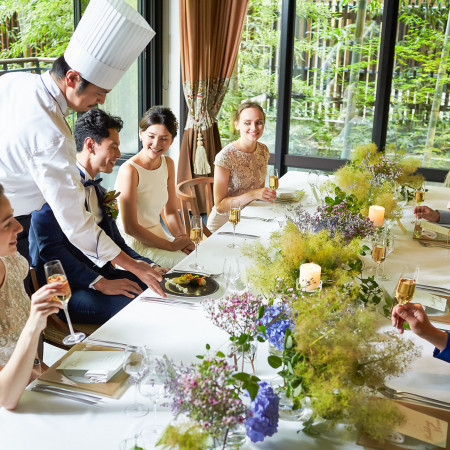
[
  {"x1": 372, "y1": 237, "x2": 386, "y2": 280},
  {"x1": 123, "y1": 346, "x2": 149, "y2": 418},
  {"x1": 227, "y1": 199, "x2": 241, "y2": 249},
  {"x1": 414, "y1": 184, "x2": 425, "y2": 236},
  {"x1": 269, "y1": 168, "x2": 279, "y2": 191},
  {"x1": 44, "y1": 260, "x2": 85, "y2": 346},
  {"x1": 189, "y1": 215, "x2": 204, "y2": 270},
  {"x1": 394, "y1": 265, "x2": 419, "y2": 304}
]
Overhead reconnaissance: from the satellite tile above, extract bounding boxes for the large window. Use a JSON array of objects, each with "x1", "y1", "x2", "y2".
[{"x1": 219, "y1": 0, "x2": 450, "y2": 181}]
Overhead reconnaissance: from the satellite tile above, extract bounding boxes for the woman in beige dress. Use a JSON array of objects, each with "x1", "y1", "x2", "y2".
[
  {"x1": 0, "y1": 184, "x2": 64, "y2": 409},
  {"x1": 115, "y1": 106, "x2": 194, "y2": 268},
  {"x1": 207, "y1": 102, "x2": 277, "y2": 232}
]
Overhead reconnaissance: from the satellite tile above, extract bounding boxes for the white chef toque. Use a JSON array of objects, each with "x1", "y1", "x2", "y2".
[{"x1": 64, "y1": 0, "x2": 155, "y2": 90}]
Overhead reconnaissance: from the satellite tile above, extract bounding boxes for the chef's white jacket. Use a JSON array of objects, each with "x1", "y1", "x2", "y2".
[{"x1": 0, "y1": 70, "x2": 120, "y2": 267}]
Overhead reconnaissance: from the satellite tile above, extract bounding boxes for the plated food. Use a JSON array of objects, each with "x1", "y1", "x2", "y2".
[{"x1": 160, "y1": 273, "x2": 219, "y2": 297}]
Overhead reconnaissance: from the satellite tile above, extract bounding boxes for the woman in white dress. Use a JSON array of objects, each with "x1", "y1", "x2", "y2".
[
  {"x1": 115, "y1": 106, "x2": 194, "y2": 268},
  {"x1": 0, "y1": 184, "x2": 64, "y2": 409},
  {"x1": 207, "y1": 102, "x2": 277, "y2": 232}
]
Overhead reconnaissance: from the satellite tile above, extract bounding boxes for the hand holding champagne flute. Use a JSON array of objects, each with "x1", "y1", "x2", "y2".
[
  {"x1": 44, "y1": 260, "x2": 85, "y2": 345},
  {"x1": 228, "y1": 199, "x2": 241, "y2": 249},
  {"x1": 394, "y1": 265, "x2": 419, "y2": 305}
]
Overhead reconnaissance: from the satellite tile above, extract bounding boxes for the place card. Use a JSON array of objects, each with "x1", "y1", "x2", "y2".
[
  {"x1": 415, "y1": 292, "x2": 449, "y2": 312},
  {"x1": 395, "y1": 404, "x2": 447, "y2": 448}
]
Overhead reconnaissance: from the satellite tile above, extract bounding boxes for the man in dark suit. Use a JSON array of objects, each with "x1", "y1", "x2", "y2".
[{"x1": 30, "y1": 109, "x2": 167, "y2": 324}]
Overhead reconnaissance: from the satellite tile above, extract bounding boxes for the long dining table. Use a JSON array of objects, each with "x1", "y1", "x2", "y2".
[{"x1": 2, "y1": 171, "x2": 450, "y2": 450}]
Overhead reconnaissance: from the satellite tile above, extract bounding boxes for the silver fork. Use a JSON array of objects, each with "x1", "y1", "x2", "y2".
[
  {"x1": 380, "y1": 386, "x2": 450, "y2": 409},
  {"x1": 169, "y1": 269, "x2": 222, "y2": 277}
]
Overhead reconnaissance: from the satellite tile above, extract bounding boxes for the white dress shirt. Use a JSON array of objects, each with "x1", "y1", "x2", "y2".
[{"x1": 0, "y1": 71, "x2": 120, "y2": 267}]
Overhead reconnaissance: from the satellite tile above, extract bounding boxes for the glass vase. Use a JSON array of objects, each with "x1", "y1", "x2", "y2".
[{"x1": 228, "y1": 343, "x2": 257, "y2": 375}]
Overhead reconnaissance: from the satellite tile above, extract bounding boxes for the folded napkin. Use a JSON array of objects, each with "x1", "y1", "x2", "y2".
[
  {"x1": 276, "y1": 190, "x2": 304, "y2": 202},
  {"x1": 57, "y1": 350, "x2": 129, "y2": 383}
]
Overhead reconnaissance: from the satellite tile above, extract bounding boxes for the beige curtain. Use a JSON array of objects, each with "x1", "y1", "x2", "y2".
[{"x1": 177, "y1": 0, "x2": 249, "y2": 202}]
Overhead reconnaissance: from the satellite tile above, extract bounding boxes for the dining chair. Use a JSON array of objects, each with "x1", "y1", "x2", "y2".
[
  {"x1": 176, "y1": 177, "x2": 214, "y2": 238},
  {"x1": 30, "y1": 267, "x2": 101, "y2": 351}
]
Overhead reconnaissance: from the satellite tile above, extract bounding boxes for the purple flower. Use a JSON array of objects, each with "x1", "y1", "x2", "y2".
[
  {"x1": 258, "y1": 304, "x2": 293, "y2": 351},
  {"x1": 245, "y1": 381, "x2": 279, "y2": 442}
]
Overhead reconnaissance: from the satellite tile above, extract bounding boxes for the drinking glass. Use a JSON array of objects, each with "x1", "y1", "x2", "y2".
[
  {"x1": 307, "y1": 171, "x2": 319, "y2": 204},
  {"x1": 223, "y1": 257, "x2": 240, "y2": 293},
  {"x1": 189, "y1": 215, "x2": 204, "y2": 270},
  {"x1": 123, "y1": 346, "x2": 149, "y2": 417},
  {"x1": 269, "y1": 168, "x2": 279, "y2": 191},
  {"x1": 394, "y1": 182, "x2": 408, "y2": 208},
  {"x1": 139, "y1": 355, "x2": 166, "y2": 438},
  {"x1": 378, "y1": 230, "x2": 395, "y2": 281},
  {"x1": 414, "y1": 183, "x2": 425, "y2": 235},
  {"x1": 227, "y1": 199, "x2": 241, "y2": 249},
  {"x1": 44, "y1": 260, "x2": 85, "y2": 346},
  {"x1": 394, "y1": 265, "x2": 420, "y2": 305},
  {"x1": 371, "y1": 235, "x2": 386, "y2": 280}
]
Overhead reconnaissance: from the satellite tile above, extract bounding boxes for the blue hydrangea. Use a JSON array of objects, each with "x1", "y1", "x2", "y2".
[
  {"x1": 259, "y1": 304, "x2": 293, "y2": 351},
  {"x1": 245, "y1": 381, "x2": 279, "y2": 442}
]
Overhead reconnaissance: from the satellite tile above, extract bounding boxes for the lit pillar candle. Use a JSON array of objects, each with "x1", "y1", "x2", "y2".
[
  {"x1": 368, "y1": 205, "x2": 385, "y2": 227},
  {"x1": 299, "y1": 263, "x2": 321, "y2": 292}
]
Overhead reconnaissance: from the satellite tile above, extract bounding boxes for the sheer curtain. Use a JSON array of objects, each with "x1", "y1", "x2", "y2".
[{"x1": 177, "y1": 0, "x2": 248, "y2": 205}]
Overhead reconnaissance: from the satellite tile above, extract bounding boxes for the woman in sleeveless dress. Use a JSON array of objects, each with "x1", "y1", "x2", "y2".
[
  {"x1": 0, "y1": 184, "x2": 64, "y2": 409},
  {"x1": 115, "y1": 106, "x2": 194, "y2": 268},
  {"x1": 207, "y1": 102, "x2": 277, "y2": 232}
]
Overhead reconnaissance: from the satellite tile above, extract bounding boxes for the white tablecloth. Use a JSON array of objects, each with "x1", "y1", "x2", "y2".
[{"x1": 2, "y1": 171, "x2": 450, "y2": 450}]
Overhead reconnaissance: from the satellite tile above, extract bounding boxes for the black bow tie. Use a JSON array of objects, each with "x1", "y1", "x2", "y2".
[{"x1": 83, "y1": 178, "x2": 103, "y2": 188}]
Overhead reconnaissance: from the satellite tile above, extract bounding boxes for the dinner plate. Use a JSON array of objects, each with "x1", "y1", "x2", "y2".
[{"x1": 159, "y1": 273, "x2": 219, "y2": 298}]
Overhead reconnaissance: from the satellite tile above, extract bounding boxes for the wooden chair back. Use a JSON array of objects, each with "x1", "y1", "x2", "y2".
[{"x1": 176, "y1": 177, "x2": 214, "y2": 237}]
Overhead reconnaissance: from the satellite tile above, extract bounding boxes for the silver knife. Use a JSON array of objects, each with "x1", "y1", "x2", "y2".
[
  {"x1": 140, "y1": 296, "x2": 200, "y2": 309},
  {"x1": 84, "y1": 338, "x2": 136, "y2": 351},
  {"x1": 30, "y1": 386, "x2": 98, "y2": 405},
  {"x1": 217, "y1": 231, "x2": 260, "y2": 239},
  {"x1": 35, "y1": 384, "x2": 103, "y2": 401}
]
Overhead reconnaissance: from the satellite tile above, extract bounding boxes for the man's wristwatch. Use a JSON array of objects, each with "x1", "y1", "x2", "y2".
[{"x1": 33, "y1": 358, "x2": 41, "y2": 366}]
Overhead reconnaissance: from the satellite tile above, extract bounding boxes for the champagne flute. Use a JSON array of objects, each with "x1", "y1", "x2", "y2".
[
  {"x1": 227, "y1": 199, "x2": 241, "y2": 249},
  {"x1": 189, "y1": 215, "x2": 204, "y2": 270},
  {"x1": 139, "y1": 355, "x2": 166, "y2": 438},
  {"x1": 414, "y1": 183, "x2": 425, "y2": 236},
  {"x1": 44, "y1": 260, "x2": 85, "y2": 346},
  {"x1": 269, "y1": 168, "x2": 279, "y2": 191},
  {"x1": 307, "y1": 171, "x2": 319, "y2": 204},
  {"x1": 123, "y1": 345, "x2": 149, "y2": 417},
  {"x1": 378, "y1": 230, "x2": 394, "y2": 281},
  {"x1": 394, "y1": 265, "x2": 420, "y2": 305},
  {"x1": 372, "y1": 235, "x2": 386, "y2": 280}
]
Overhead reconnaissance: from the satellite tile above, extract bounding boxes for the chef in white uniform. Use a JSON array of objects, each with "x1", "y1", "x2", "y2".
[{"x1": 0, "y1": 0, "x2": 166, "y2": 296}]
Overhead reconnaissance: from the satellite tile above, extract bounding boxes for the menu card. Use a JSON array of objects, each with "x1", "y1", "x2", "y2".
[{"x1": 57, "y1": 350, "x2": 129, "y2": 383}]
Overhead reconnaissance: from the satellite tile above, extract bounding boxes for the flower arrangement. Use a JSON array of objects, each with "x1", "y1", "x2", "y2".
[
  {"x1": 333, "y1": 143, "x2": 424, "y2": 219},
  {"x1": 203, "y1": 292, "x2": 264, "y2": 373},
  {"x1": 242, "y1": 222, "x2": 363, "y2": 295},
  {"x1": 159, "y1": 354, "x2": 277, "y2": 448},
  {"x1": 245, "y1": 381, "x2": 279, "y2": 443},
  {"x1": 268, "y1": 283, "x2": 421, "y2": 441},
  {"x1": 291, "y1": 187, "x2": 375, "y2": 242},
  {"x1": 161, "y1": 356, "x2": 247, "y2": 447},
  {"x1": 102, "y1": 189, "x2": 120, "y2": 219}
]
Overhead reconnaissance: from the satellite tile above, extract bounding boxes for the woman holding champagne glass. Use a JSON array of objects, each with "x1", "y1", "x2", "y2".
[
  {"x1": 207, "y1": 102, "x2": 277, "y2": 233},
  {"x1": 0, "y1": 184, "x2": 65, "y2": 409}
]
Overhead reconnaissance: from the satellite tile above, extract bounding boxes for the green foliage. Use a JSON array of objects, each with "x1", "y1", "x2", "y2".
[
  {"x1": 242, "y1": 221, "x2": 363, "y2": 295},
  {"x1": 0, "y1": 0, "x2": 73, "y2": 59},
  {"x1": 284, "y1": 284, "x2": 420, "y2": 441},
  {"x1": 156, "y1": 420, "x2": 209, "y2": 450}
]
